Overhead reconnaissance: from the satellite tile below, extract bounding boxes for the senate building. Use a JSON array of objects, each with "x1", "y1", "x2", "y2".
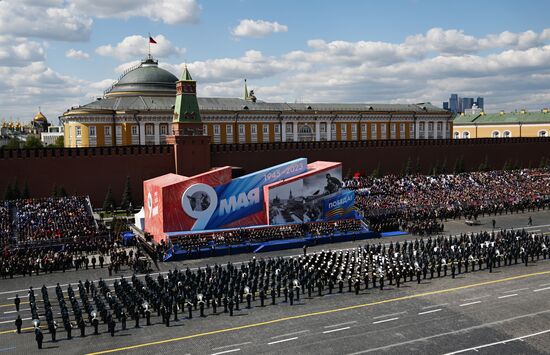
[{"x1": 61, "y1": 57, "x2": 453, "y2": 147}]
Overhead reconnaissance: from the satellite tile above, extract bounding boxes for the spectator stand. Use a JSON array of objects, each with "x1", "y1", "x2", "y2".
[{"x1": 164, "y1": 219, "x2": 375, "y2": 261}]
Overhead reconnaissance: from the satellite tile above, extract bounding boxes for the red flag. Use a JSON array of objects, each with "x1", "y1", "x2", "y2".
[{"x1": 149, "y1": 36, "x2": 157, "y2": 44}]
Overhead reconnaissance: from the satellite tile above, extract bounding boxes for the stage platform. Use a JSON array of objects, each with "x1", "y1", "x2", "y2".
[{"x1": 164, "y1": 228, "x2": 405, "y2": 261}]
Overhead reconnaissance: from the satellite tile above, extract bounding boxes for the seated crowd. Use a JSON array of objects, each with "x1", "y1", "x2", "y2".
[
  {"x1": 14, "y1": 196, "x2": 97, "y2": 244},
  {"x1": 170, "y1": 219, "x2": 364, "y2": 252},
  {"x1": 345, "y1": 168, "x2": 550, "y2": 235}
]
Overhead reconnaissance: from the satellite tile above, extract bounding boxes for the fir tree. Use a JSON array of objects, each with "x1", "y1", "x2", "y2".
[
  {"x1": 120, "y1": 176, "x2": 133, "y2": 210},
  {"x1": 12, "y1": 180, "x2": 20, "y2": 200},
  {"x1": 58, "y1": 186, "x2": 68, "y2": 198},
  {"x1": 21, "y1": 182, "x2": 29, "y2": 199},
  {"x1": 103, "y1": 186, "x2": 116, "y2": 212},
  {"x1": 4, "y1": 184, "x2": 13, "y2": 201}
]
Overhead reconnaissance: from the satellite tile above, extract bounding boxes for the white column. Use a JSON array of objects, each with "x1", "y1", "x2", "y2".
[
  {"x1": 281, "y1": 121, "x2": 287, "y2": 142},
  {"x1": 154, "y1": 123, "x2": 160, "y2": 145},
  {"x1": 139, "y1": 122, "x2": 145, "y2": 145},
  {"x1": 293, "y1": 121, "x2": 298, "y2": 141},
  {"x1": 433, "y1": 120, "x2": 438, "y2": 139},
  {"x1": 415, "y1": 120, "x2": 420, "y2": 139},
  {"x1": 315, "y1": 121, "x2": 321, "y2": 141},
  {"x1": 326, "y1": 121, "x2": 331, "y2": 140}
]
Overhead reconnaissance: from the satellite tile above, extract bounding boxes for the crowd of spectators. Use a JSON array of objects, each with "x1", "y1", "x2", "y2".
[
  {"x1": 170, "y1": 219, "x2": 364, "y2": 252},
  {"x1": 344, "y1": 168, "x2": 550, "y2": 235},
  {"x1": 14, "y1": 196, "x2": 97, "y2": 243},
  {"x1": 0, "y1": 202, "x2": 11, "y2": 245}
]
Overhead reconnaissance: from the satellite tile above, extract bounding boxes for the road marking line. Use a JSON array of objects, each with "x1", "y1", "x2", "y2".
[
  {"x1": 0, "y1": 302, "x2": 28, "y2": 308},
  {"x1": 211, "y1": 349, "x2": 240, "y2": 355},
  {"x1": 498, "y1": 294, "x2": 518, "y2": 299},
  {"x1": 323, "y1": 326, "x2": 351, "y2": 334},
  {"x1": 502, "y1": 288, "x2": 528, "y2": 293},
  {"x1": 0, "y1": 347, "x2": 16, "y2": 352},
  {"x1": 372, "y1": 317, "x2": 399, "y2": 324},
  {"x1": 212, "y1": 342, "x2": 251, "y2": 351},
  {"x1": 0, "y1": 317, "x2": 30, "y2": 325},
  {"x1": 443, "y1": 328, "x2": 550, "y2": 355},
  {"x1": 4, "y1": 309, "x2": 29, "y2": 314},
  {"x1": 533, "y1": 286, "x2": 550, "y2": 292},
  {"x1": 348, "y1": 309, "x2": 550, "y2": 355},
  {"x1": 267, "y1": 337, "x2": 298, "y2": 345},
  {"x1": 530, "y1": 230, "x2": 541, "y2": 232},
  {"x1": 324, "y1": 321, "x2": 357, "y2": 329},
  {"x1": 539, "y1": 282, "x2": 550, "y2": 287},
  {"x1": 270, "y1": 330, "x2": 309, "y2": 339},
  {"x1": 373, "y1": 311, "x2": 406, "y2": 319},
  {"x1": 421, "y1": 303, "x2": 448, "y2": 309},
  {"x1": 462, "y1": 295, "x2": 490, "y2": 302},
  {"x1": 459, "y1": 301, "x2": 482, "y2": 307},
  {"x1": 83, "y1": 269, "x2": 550, "y2": 355},
  {"x1": 418, "y1": 308, "x2": 442, "y2": 315}
]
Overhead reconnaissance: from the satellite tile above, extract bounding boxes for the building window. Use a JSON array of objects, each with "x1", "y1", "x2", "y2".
[
  {"x1": 454, "y1": 131, "x2": 459, "y2": 139},
  {"x1": 409, "y1": 124, "x2": 414, "y2": 138},
  {"x1": 371, "y1": 124, "x2": 377, "y2": 140},
  {"x1": 380, "y1": 124, "x2": 387, "y2": 138},
  {"x1": 104, "y1": 126, "x2": 111, "y2": 136},
  {"x1": 492, "y1": 131, "x2": 500, "y2": 138},
  {"x1": 145, "y1": 124, "x2": 154, "y2": 136},
  {"x1": 419, "y1": 122, "x2": 425, "y2": 131},
  {"x1": 75, "y1": 126, "x2": 81, "y2": 137},
  {"x1": 360, "y1": 123, "x2": 367, "y2": 140},
  {"x1": 263, "y1": 124, "x2": 269, "y2": 135},
  {"x1": 539, "y1": 130, "x2": 547, "y2": 137},
  {"x1": 160, "y1": 124, "x2": 168, "y2": 135},
  {"x1": 274, "y1": 124, "x2": 280, "y2": 134},
  {"x1": 399, "y1": 123, "x2": 405, "y2": 137},
  {"x1": 274, "y1": 124, "x2": 281, "y2": 142},
  {"x1": 251, "y1": 124, "x2": 258, "y2": 143},
  {"x1": 503, "y1": 130, "x2": 511, "y2": 138},
  {"x1": 89, "y1": 126, "x2": 96, "y2": 137},
  {"x1": 437, "y1": 122, "x2": 443, "y2": 131},
  {"x1": 203, "y1": 124, "x2": 208, "y2": 135},
  {"x1": 116, "y1": 126, "x2": 122, "y2": 145},
  {"x1": 131, "y1": 125, "x2": 138, "y2": 136},
  {"x1": 462, "y1": 131, "x2": 470, "y2": 139},
  {"x1": 213, "y1": 124, "x2": 220, "y2": 135},
  {"x1": 226, "y1": 124, "x2": 233, "y2": 135},
  {"x1": 239, "y1": 124, "x2": 245, "y2": 135},
  {"x1": 286, "y1": 123, "x2": 293, "y2": 133},
  {"x1": 340, "y1": 124, "x2": 347, "y2": 135},
  {"x1": 320, "y1": 122, "x2": 327, "y2": 134},
  {"x1": 390, "y1": 123, "x2": 396, "y2": 139},
  {"x1": 351, "y1": 124, "x2": 357, "y2": 134}
]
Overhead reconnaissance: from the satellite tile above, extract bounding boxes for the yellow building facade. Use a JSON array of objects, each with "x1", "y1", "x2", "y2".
[
  {"x1": 453, "y1": 109, "x2": 550, "y2": 139},
  {"x1": 61, "y1": 58, "x2": 453, "y2": 147}
]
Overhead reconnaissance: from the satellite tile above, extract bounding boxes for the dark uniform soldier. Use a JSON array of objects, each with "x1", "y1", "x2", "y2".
[
  {"x1": 78, "y1": 317, "x2": 86, "y2": 337},
  {"x1": 92, "y1": 316, "x2": 99, "y2": 335},
  {"x1": 121, "y1": 311, "x2": 127, "y2": 330},
  {"x1": 108, "y1": 318, "x2": 116, "y2": 337},
  {"x1": 14, "y1": 294, "x2": 20, "y2": 312},
  {"x1": 35, "y1": 328, "x2": 44, "y2": 349},
  {"x1": 15, "y1": 315, "x2": 22, "y2": 334}
]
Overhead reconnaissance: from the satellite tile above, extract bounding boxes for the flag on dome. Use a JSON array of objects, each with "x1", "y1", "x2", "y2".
[{"x1": 149, "y1": 36, "x2": 157, "y2": 44}]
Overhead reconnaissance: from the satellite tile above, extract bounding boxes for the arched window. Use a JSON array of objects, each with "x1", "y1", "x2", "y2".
[
  {"x1": 503, "y1": 130, "x2": 511, "y2": 138},
  {"x1": 454, "y1": 131, "x2": 459, "y2": 139},
  {"x1": 462, "y1": 131, "x2": 470, "y2": 139},
  {"x1": 492, "y1": 131, "x2": 500, "y2": 138},
  {"x1": 539, "y1": 130, "x2": 547, "y2": 137},
  {"x1": 297, "y1": 124, "x2": 314, "y2": 142}
]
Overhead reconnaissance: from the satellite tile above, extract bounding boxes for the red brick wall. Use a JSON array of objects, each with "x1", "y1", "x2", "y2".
[
  {"x1": 2, "y1": 138, "x2": 550, "y2": 208},
  {"x1": 0, "y1": 145, "x2": 174, "y2": 207}
]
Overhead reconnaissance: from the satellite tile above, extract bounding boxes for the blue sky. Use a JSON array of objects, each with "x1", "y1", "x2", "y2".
[{"x1": 2, "y1": 0, "x2": 550, "y2": 122}]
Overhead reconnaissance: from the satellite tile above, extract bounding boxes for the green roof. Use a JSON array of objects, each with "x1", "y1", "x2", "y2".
[{"x1": 454, "y1": 111, "x2": 550, "y2": 125}]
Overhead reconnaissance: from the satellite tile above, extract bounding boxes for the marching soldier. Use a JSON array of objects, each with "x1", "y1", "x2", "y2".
[
  {"x1": 14, "y1": 294, "x2": 20, "y2": 312},
  {"x1": 15, "y1": 315, "x2": 22, "y2": 334},
  {"x1": 35, "y1": 327, "x2": 44, "y2": 349}
]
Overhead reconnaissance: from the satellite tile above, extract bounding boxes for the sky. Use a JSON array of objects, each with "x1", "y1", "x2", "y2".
[{"x1": 2, "y1": 0, "x2": 550, "y2": 123}]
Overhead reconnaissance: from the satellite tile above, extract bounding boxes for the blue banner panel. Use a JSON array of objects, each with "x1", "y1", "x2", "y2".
[
  {"x1": 202, "y1": 158, "x2": 308, "y2": 229},
  {"x1": 323, "y1": 189, "x2": 355, "y2": 221}
]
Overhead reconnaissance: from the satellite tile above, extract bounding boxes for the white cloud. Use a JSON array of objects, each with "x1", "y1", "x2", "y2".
[
  {"x1": 232, "y1": 19, "x2": 288, "y2": 38},
  {"x1": 69, "y1": 0, "x2": 201, "y2": 25},
  {"x1": 96, "y1": 35, "x2": 185, "y2": 60},
  {"x1": 0, "y1": 0, "x2": 93, "y2": 41},
  {"x1": 0, "y1": 36, "x2": 45, "y2": 66},
  {"x1": 66, "y1": 49, "x2": 90, "y2": 60}
]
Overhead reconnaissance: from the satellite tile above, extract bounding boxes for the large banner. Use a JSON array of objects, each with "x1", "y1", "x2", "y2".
[
  {"x1": 323, "y1": 189, "x2": 356, "y2": 221},
  {"x1": 268, "y1": 165, "x2": 350, "y2": 224},
  {"x1": 182, "y1": 158, "x2": 308, "y2": 230}
]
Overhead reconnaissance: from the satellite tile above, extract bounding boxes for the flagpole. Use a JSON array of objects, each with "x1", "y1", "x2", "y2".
[{"x1": 148, "y1": 32, "x2": 151, "y2": 59}]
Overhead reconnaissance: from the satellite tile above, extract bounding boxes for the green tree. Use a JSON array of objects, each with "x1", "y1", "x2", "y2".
[
  {"x1": 11, "y1": 180, "x2": 20, "y2": 200},
  {"x1": 103, "y1": 186, "x2": 116, "y2": 212},
  {"x1": 51, "y1": 135, "x2": 65, "y2": 148},
  {"x1": 51, "y1": 184, "x2": 58, "y2": 197},
  {"x1": 21, "y1": 181, "x2": 29, "y2": 199},
  {"x1": 120, "y1": 176, "x2": 133, "y2": 210},
  {"x1": 4, "y1": 138, "x2": 20, "y2": 149},
  {"x1": 58, "y1": 186, "x2": 68, "y2": 198},
  {"x1": 23, "y1": 136, "x2": 43, "y2": 149}
]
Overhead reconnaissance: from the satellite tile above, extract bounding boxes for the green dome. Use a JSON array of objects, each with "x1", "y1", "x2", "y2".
[{"x1": 105, "y1": 58, "x2": 177, "y2": 97}]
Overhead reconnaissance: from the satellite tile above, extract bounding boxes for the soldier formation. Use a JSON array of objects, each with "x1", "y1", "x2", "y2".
[{"x1": 16, "y1": 228, "x2": 548, "y2": 349}]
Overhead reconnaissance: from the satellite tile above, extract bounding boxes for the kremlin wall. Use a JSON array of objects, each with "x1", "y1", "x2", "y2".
[{"x1": 1, "y1": 137, "x2": 550, "y2": 206}]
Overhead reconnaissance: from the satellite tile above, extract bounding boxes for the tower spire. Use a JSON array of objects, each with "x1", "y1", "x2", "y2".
[
  {"x1": 173, "y1": 65, "x2": 201, "y2": 124},
  {"x1": 244, "y1": 79, "x2": 249, "y2": 100}
]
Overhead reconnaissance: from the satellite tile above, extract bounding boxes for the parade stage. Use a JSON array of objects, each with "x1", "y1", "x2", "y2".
[{"x1": 164, "y1": 228, "x2": 379, "y2": 261}]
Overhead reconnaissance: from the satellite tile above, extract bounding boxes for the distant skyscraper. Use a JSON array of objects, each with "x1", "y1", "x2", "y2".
[
  {"x1": 476, "y1": 97, "x2": 484, "y2": 110},
  {"x1": 449, "y1": 94, "x2": 458, "y2": 114},
  {"x1": 461, "y1": 97, "x2": 474, "y2": 112},
  {"x1": 443, "y1": 102, "x2": 449, "y2": 110}
]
